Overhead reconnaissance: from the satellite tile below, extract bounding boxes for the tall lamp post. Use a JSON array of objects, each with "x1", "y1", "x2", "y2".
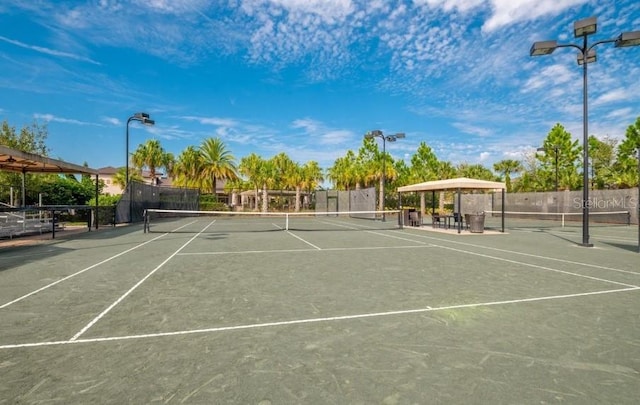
[
  {"x1": 637, "y1": 145, "x2": 640, "y2": 253},
  {"x1": 530, "y1": 17, "x2": 640, "y2": 247},
  {"x1": 125, "y1": 112, "x2": 155, "y2": 222},
  {"x1": 537, "y1": 145, "x2": 560, "y2": 192},
  {"x1": 364, "y1": 130, "x2": 405, "y2": 221}
]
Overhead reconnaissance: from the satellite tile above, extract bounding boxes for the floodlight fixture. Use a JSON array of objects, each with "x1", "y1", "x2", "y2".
[
  {"x1": 615, "y1": 31, "x2": 640, "y2": 47},
  {"x1": 530, "y1": 40, "x2": 558, "y2": 56},
  {"x1": 574, "y1": 16, "x2": 597, "y2": 38},
  {"x1": 577, "y1": 49, "x2": 597, "y2": 65},
  {"x1": 530, "y1": 16, "x2": 640, "y2": 247}
]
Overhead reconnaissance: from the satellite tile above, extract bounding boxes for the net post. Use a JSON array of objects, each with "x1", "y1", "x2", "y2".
[
  {"x1": 285, "y1": 213, "x2": 289, "y2": 231},
  {"x1": 143, "y1": 209, "x2": 148, "y2": 233},
  {"x1": 398, "y1": 193, "x2": 404, "y2": 229}
]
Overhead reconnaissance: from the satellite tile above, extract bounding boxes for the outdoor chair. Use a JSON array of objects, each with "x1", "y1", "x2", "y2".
[
  {"x1": 432, "y1": 212, "x2": 442, "y2": 228},
  {"x1": 409, "y1": 211, "x2": 420, "y2": 227},
  {"x1": 453, "y1": 212, "x2": 464, "y2": 229}
]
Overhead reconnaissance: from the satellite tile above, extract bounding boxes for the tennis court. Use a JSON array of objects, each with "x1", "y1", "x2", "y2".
[{"x1": 1, "y1": 211, "x2": 640, "y2": 404}]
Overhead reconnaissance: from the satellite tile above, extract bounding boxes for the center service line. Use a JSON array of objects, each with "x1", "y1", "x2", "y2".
[{"x1": 69, "y1": 220, "x2": 216, "y2": 341}]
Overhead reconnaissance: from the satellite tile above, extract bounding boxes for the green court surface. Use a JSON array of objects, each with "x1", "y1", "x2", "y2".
[{"x1": 1, "y1": 216, "x2": 640, "y2": 404}]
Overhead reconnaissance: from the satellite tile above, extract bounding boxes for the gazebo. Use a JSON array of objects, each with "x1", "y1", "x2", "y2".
[
  {"x1": 397, "y1": 177, "x2": 506, "y2": 233},
  {"x1": 1, "y1": 144, "x2": 100, "y2": 237}
]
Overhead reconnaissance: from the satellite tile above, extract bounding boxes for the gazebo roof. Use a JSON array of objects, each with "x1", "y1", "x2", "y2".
[
  {"x1": 397, "y1": 177, "x2": 506, "y2": 193},
  {"x1": 0, "y1": 145, "x2": 97, "y2": 175}
]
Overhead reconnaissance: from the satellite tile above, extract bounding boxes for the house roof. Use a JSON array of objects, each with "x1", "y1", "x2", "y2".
[
  {"x1": 397, "y1": 177, "x2": 506, "y2": 193},
  {"x1": 0, "y1": 144, "x2": 97, "y2": 175}
]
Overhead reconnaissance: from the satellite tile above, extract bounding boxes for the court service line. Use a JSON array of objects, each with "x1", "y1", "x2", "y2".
[
  {"x1": 69, "y1": 220, "x2": 215, "y2": 341},
  {"x1": 177, "y1": 244, "x2": 433, "y2": 256},
  {"x1": 2, "y1": 286, "x2": 638, "y2": 350},
  {"x1": 395, "y1": 230, "x2": 640, "y2": 276},
  {"x1": 0, "y1": 233, "x2": 169, "y2": 309}
]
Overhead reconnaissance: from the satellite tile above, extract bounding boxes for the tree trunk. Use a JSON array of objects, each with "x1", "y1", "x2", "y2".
[
  {"x1": 379, "y1": 177, "x2": 384, "y2": 211},
  {"x1": 254, "y1": 188, "x2": 259, "y2": 211},
  {"x1": 439, "y1": 191, "x2": 445, "y2": 213},
  {"x1": 295, "y1": 186, "x2": 301, "y2": 212},
  {"x1": 262, "y1": 183, "x2": 268, "y2": 213}
]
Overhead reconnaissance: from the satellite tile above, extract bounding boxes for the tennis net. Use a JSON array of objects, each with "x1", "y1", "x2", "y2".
[
  {"x1": 484, "y1": 210, "x2": 631, "y2": 229},
  {"x1": 143, "y1": 209, "x2": 402, "y2": 233}
]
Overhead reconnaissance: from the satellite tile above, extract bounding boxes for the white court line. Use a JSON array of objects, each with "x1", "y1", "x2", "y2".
[
  {"x1": 396, "y1": 230, "x2": 640, "y2": 276},
  {"x1": 2, "y1": 286, "x2": 638, "y2": 350},
  {"x1": 1, "y1": 234, "x2": 168, "y2": 309},
  {"x1": 389, "y1": 231, "x2": 639, "y2": 288},
  {"x1": 286, "y1": 231, "x2": 322, "y2": 250},
  {"x1": 177, "y1": 245, "x2": 433, "y2": 256},
  {"x1": 69, "y1": 219, "x2": 215, "y2": 341},
  {"x1": 0, "y1": 220, "x2": 201, "y2": 310}
]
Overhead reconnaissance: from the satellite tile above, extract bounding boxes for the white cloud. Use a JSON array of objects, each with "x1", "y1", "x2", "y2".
[
  {"x1": 414, "y1": 0, "x2": 485, "y2": 13},
  {"x1": 452, "y1": 122, "x2": 493, "y2": 138},
  {"x1": 34, "y1": 113, "x2": 101, "y2": 126},
  {"x1": 482, "y1": 0, "x2": 588, "y2": 32},
  {"x1": 592, "y1": 88, "x2": 631, "y2": 106},
  {"x1": 103, "y1": 117, "x2": 121, "y2": 126},
  {"x1": 0, "y1": 35, "x2": 101, "y2": 65}
]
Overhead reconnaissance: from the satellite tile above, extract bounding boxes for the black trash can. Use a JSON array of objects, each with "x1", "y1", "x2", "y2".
[{"x1": 468, "y1": 213, "x2": 485, "y2": 233}]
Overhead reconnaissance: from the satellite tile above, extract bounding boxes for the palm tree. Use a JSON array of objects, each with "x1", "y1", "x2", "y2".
[
  {"x1": 172, "y1": 146, "x2": 204, "y2": 189},
  {"x1": 327, "y1": 151, "x2": 360, "y2": 190},
  {"x1": 493, "y1": 159, "x2": 522, "y2": 192},
  {"x1": 112, "y1": 167, "x2": 143, "y2": 190},
  {"x1": 259, "y1": 158, "x2": 277, "y2": 212},
  {"x1": 131, "y1": 139, "x2": 172, "y2": 184},
  {"x1": 301, "y1": 161, "x2": 323, "y2": 209},
  {"x1": 199, "y1": 137, "x2": 239, "y2": 200},
  {"x1": 239, "y1": 153, "x2": 265, "y2": 211}
]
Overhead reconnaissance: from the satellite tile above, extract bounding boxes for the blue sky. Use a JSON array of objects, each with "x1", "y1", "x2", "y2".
[{"x1": 1, "y1": 0, "x2": 639, "y2": 179}]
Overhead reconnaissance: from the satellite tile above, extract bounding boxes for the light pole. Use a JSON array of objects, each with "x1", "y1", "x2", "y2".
[
  {"x1": 537, "y1": 145, "x2": 560, "y2": 192},
  {"x1": 125, "y1": 112, "x2": 155, "y2": 222},
  {"x1": 637, "y1": 145, "x2": 640, "y2": 253},
  {"x1": 531, "y1": 17, "x2": 640, "y2": 247},
  {"x1": 364, "y1": 130, "x2": 405, "y2": 221}
]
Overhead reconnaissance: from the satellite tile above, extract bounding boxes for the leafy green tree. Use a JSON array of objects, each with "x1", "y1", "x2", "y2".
[
  {"x1": 612, "y1": 116, "x2": 640, "y2": 188},
  {"x1": 537, "y1": 123, "x2": 580, "y2": 191},
  {"x1": 0, "y1": 120, "x2": 49, "y2": 154},
  {"x1": 409, "y1": 142, "x2": 439, "y2": 183},
  {"x1": 1, "y1": 120, "x2": 50, "y2": 205},
  {"x1": 39, "y1": 176, "x2": 94, "y2": 205},
  {"x1": 588, "y1": 135, "x2": 617, "y2": 190}
]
